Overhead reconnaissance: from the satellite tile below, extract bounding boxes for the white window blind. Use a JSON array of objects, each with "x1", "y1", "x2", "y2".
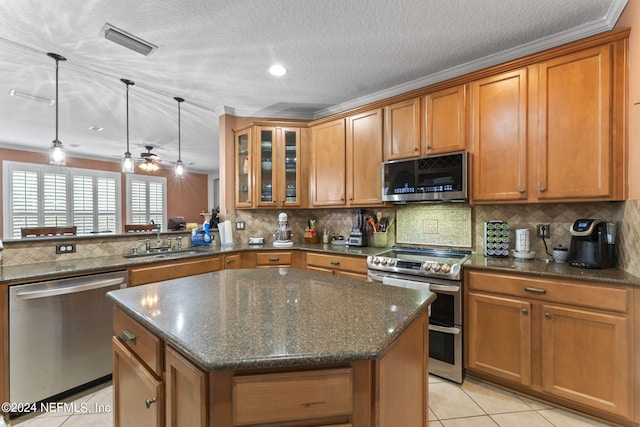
[
  {"x1": 126, "y1": 175, "x2": 167, "y2": 230},
  {"x1": 3, "y1": 161, "x2": 121, "y2": 238}
]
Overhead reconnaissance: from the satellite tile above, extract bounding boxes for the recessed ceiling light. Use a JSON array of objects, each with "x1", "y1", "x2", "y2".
[
  {"x1": 102, "y1": 23, "x2": 157, "y2": 56},
  {"x1": 9, "y1": 89, "x2": 55, "y2": 105},
  {"x1": 269, "y1": 64, "x2": 287, "y2": 77},
  {"x1": 89, "y1": 125, "x2": 104, "y2": 132}
]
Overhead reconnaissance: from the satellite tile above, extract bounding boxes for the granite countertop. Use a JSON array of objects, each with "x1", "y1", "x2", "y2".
[
  {"x1": 107, "y1": 268, "x2": 435, "y2": 371},
  {"x1": 0, "y1": 243, "x2": 385, "y2": 285},
  {"x1": 464, "y1": 253, "x2": 640, "y2": 286}
]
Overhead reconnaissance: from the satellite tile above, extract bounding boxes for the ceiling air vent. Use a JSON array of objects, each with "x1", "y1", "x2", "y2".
[{"x1": 102, "y1": 23, "x2": 157, "y2": 56}]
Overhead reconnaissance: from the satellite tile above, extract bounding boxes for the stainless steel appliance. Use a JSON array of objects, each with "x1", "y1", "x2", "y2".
[
  {"x1": 273, "y1": 212, "x2": 294, "y2": 247},
  {"x1": 367, "y1": 246, "x2": 470, "y2": 383},
  {"x1": 9, "y1": 271, "x2": 127, "y2": 405},
  {"x1": 382, "y1": 151, "x2": 468, "y2": 203},
  {"x1": 568, "y1": 218, "x2": 617, "y2": 269}
]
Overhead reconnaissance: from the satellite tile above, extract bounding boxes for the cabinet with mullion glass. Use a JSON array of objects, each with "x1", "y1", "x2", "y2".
[
  {"x1": 235, "y1": 128, "x2": 252, "y2": 208},
  {"x1": 256, "y1": 126, "x2": 301, "y2": 208}
]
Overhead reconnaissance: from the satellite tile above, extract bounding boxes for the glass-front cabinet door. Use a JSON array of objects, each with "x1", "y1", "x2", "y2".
[
  {"x1": 235, "y1": 128, "x2": 252, "y2": 208},
  {"x1": 256, "y1": 127, "x2": 276, "y2": 207},
  {"x1": 281, "y1": 128, "x2": 301, "y2": 207}
]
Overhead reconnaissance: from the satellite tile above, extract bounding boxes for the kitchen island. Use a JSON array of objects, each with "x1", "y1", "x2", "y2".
[{"x1": 107, "y1": 268, "x2": 434, "y2": 427}]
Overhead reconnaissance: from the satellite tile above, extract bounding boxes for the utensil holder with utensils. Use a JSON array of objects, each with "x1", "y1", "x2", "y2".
[{"x1": 372, "y1": 231, "x2": 388, "y2": 247}]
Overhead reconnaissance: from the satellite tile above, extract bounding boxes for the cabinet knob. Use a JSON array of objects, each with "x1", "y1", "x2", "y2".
[
  {"x1": 518, "y1": 189, "x2": 525, "y2": 194},
  {"x1": 521, "y1": 309, "x2": 529, "y2": 314},
  {"x1": 544, "y1": 312, "x2": 552, "y2": 319},
  {"x1": 226, "y1": 259, "x2": 232, "y2": 264},
  {"x1": 540, "y1": 187, "x2": 547, "y2": 192},
  {"x1": 414, "y1": 147, "x2": 419, "y2": 152},
  {"x1": 145, "y1": 397, "x2": 157, "y2": 409},
  {"x1": 426, "y1": 145, "x2": 431, "y2": 150}
]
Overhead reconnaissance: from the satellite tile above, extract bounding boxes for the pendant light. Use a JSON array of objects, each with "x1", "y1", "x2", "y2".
[
  {"x1": 174, "y1": 96, "x2": 185, "y2": 178},
  {"x1": 121, "y1": 79, "x2": 135, "y2": 173},
  {"x1": 47, "y1": 53, "x2": 66, "y2": 166}
]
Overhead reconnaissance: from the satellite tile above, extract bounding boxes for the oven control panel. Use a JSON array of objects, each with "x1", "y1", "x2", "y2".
[{"x1": 367, "y1": 255, "x2": 462, "y2": 279}]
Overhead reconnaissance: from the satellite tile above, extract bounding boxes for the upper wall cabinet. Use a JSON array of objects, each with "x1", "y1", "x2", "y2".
[
  {"x1": 471, "y1": 37, "x2": 627, "y2": 203},
  {"x1": 423, "y1": 84, "x2": 468, "y2": 155},
  {"x1": 234, "y1": 123, "x2": 306, "y2": 209},
  {"x1": 383, "y1": 98, "x2": 421, "y2": 161},
  {"x1": 310, "y1": 109, "x2": 384, "y2": 207},
  {"x1": 255, "y1": 126, "x2": 303, "y2": 208},
  {"x1": 235, "y1": 128, "x2": 253, "y2": 208},
  {"x1": 535, "y1": 44, "x2": 620, "y2": 201},
  {"x1": 471, "y1": 69, "x2": 529, "y2": 203}
]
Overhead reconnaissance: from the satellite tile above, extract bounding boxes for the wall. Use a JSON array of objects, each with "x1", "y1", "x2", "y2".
[
  {"x1": 616, "y1": 2, "x2": 640, "y2": 199},
  {"x1": 0, "y1": 146, "x2": 209, "y2": 237}
]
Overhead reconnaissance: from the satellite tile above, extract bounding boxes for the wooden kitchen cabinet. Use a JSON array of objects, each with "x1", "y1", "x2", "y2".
[
  {"x1": 310, "y1": 118, "x2": 347, "y2": 206},
  {"x1": 255, "y1": 126, "x2": 303, "y2": 208},
  {"x1": 471, "y1": 39, "x2": 627, "y2": 203},
  {"x1": 310, "y1": 109, "x2": 384, "y2": 208},
  {"x1": 470, "y1": 68, "x2": 528, "y2": 202},
  {"x1": 235, "y1": 128, "x2": 252, "y2": 208},
  {"x1": 128, "y1": 256, "x2": 223, "y2": 286},
  {"x1": 423, "y1": 84, "x2": 468, "y2": 155},
  {"x1": 223, "y1": 253, "x2": 242, "y2": 269},
  {"x1": 305, "y1": 252, "x2": 368, "y2": 281},
  {"x1": 465, "y1": 269, "x2": 633, "y2": 422},
  {"x1": 255, "y1": 250, "x2": 292, "y2": 267},
  {"x1": 384, "y1": 97, "x2": 421, "y2": 160},
  {"x1": 535, "y1": 44, "x2": 621, "y2": 200},
  {"x1": 165, "y1": 345, "x2": 208, "y2": 427},
  {"x1": 346, "y1": 108, "x2": 384, "y2": 206}
]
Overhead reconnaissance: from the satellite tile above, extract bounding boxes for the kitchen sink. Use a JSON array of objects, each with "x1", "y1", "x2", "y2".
[{"x1": 123, "y1": 248, "x2": 211, "y2": 259}]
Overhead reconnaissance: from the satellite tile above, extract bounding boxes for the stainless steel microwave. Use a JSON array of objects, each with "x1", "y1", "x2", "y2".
[{"x1": 382, "y1": 151, "x2": 468, "y2": 203}]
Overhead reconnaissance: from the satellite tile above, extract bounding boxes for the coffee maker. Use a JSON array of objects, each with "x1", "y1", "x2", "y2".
[
  {"x1": 348, "y1": 210, "x2": 368, "y2": 247},
  {"x1": 568, "y1": 219, "x2": 616, "y2": 269}
]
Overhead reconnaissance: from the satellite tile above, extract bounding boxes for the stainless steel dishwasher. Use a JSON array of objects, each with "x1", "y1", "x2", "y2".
[{"x1": 9, "y1": 270, "x2": 127, "y2": 404}]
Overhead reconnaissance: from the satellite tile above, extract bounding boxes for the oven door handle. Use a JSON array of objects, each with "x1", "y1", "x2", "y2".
[
  {"x1": 428, "y1": 284, "x2": 460, "y2": 293},
  {"x1": 429, "y1": 324, "x2": 461, "y2": 335}
]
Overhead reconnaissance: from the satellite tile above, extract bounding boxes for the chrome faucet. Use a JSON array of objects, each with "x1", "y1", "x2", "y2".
[
  {"x1": 139, "y1": 239, "x2": 151, "y2": 253},
  {"x1": 155, "y1": 226, "x2": 162, "y2": 247}
]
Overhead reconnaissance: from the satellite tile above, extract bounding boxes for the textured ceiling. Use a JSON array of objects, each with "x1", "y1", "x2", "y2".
[{"x1": 0, "y1": 0, "x2": 627, "y2": 174}]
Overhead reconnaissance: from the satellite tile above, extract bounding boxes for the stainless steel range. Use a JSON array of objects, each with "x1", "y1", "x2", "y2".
[{"x1": 367, "y1": 246, "x2": 471, "y2": 383}]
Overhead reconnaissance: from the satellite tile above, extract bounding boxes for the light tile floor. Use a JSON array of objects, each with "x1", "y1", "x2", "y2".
[{"x1": 3, "y1": 376, "x2": 615, "y2": 426}]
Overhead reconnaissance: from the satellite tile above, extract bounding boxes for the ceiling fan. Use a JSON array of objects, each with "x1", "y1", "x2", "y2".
[{"x1": 138, "y1": 145, "x2": 163, "y2": 171}]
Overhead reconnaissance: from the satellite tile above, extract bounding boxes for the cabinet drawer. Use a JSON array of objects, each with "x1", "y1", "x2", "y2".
[
  {"x1": 129, "y1": 256, "x2": 223, "y2": 286},
  {"x1": 256, "y1": 251, "x2": 292, "y2": 266},
  {"x1": 232, "y1": 368, "x2": 353, "y2": 425},
  {"x1": 467, "y1": 270, "x2": 629, "y2": 313},
  {"x1": 113, "y1": 306, "x2": 163, "y2": 376},
  {"x1": 306, "y1": 252, "x2": 367, "y2": 274}
]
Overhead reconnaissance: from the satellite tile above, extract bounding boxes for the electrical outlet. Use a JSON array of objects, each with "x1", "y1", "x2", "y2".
[
  {"x1": 56, "y1": 243, "x2": 76, "y2": 254},
  {"x1": 236, "y1": 221, "x2": 245, "y2": 230},
  {"x1": 536, "y1": 224, "x2": 550, "y2": 238}
]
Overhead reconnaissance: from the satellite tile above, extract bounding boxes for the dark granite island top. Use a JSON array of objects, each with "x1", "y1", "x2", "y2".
[
  {"x1": 108, "y1": 268, "x2": 434, "y2": 426},
  {"x1": 107, "y1": 268, "x2": 435, "y2": 371}
]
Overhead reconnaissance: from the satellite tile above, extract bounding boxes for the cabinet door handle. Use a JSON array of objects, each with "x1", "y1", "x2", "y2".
[
  {"x1": 121, "y1": 329, "x2": 137, "y2": 344},
  {"x1": 518, "y1": 189, "x2": 525, "y2": 194},
  {"x1": 545, "y1": 312, "x2": 552, "y2": 319},
  {"x1": 524, "y1": 286, "x2": 547, "y2": 294},
  {"x1": 426, "y1": 145, "x2": 431, "y2": 150},
  {"x1": 269, "y1": 257, "x2": 280, "y2": 261},
  {"x1": 145, "y1": 397, "x2": 157, "y2": 409},
  {"x1": 226, "y1": 259, "x2": 233, "y2": 264},
  {"x1": 540, "y1": 187, "x2": 547, "y2": 192},
  {"x1": 414, "y1": 147, "x2": 419, "y2": 152},
  {"x1": 521, "y1": 308, "x2": 529, "y2": 314},
  {"x1": 330, "y1": 260, "x2": 340, "y2": 265}
]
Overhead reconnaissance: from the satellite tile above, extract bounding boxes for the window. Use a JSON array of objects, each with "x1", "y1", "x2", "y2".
[
  {"x1": 3, "y1": 161, "x2": 121, "y2": 238},
  {"x1": 126, "y1": 174, "x2": 167, "y2": 231}
]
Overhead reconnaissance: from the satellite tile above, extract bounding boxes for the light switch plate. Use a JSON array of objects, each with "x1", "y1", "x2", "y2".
[{"x1": 236, "y1": 221, "x2": 245, "y2": 230}]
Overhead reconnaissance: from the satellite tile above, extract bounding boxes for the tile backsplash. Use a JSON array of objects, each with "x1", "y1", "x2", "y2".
[{"x1": 395, "y1": 205, "x2": 472, "y2": 248}]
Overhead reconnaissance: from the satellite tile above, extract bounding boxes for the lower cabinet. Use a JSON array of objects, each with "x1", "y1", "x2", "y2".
[
  {"x1": 128, "y1": 256, "x2": 223, "y2": 286},
  {"x1": 305, "y1": 252, "x2": 368, "y2": 280},
  {"x1": 465, "y1": 270, "x2": 634, "y2": 424}
]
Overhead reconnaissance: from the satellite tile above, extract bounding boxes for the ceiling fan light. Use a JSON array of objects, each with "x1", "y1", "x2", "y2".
[
  {"x1": 49, "y1": 139, "x2": 66, "y2": 166},
  {"x1": 139, "y1": 158, "x2": 158, "y2": 172},
  {"x1": 175, "y1": 160, "x2": 185, "y2": 178},
  {"x1": 122, "y1": 152, "x2": 134, "y2": 173}
]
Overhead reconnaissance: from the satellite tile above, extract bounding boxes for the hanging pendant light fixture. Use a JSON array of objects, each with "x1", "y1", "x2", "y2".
[
  {"x1": 121, "y1": 79, "x2": 135, "y2": 173},
  {"x1": 47, "y1": 53, "x2": 66, "y2": 166},
  {"x1": 174, "y1": 96, "x2": 185, "y2": 178}
]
